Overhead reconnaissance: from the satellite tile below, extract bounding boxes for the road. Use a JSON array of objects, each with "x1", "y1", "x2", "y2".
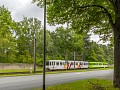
[{"x1": 0, "y1": 69, "x2": 113, "y2": 90}]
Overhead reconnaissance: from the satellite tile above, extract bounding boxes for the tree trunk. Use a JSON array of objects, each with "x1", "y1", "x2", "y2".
[
  {"x1": 113, "y1": 19, "x2": 120, "y2": 88},
  {"x1": 113, "y1": 0, "x2": 120, "y2": 87}
]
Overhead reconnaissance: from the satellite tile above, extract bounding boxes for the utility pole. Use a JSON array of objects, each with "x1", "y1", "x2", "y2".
[
  {"x1": 34, "y1": 38, "x2": 36, "y2": 73},
  {"x1": 43, "y1": 0, "x2": 46, "y2": 89},
  {"x1": 74, "y1": 51, "x2": 75, "y2": 69},
  {"x1": 33, "y1": 18, "x2": 36, "y2": 73}
]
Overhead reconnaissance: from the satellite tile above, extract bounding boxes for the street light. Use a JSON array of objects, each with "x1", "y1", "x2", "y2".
[
  {"x1": 43, "y1": 0, "x2": 46, "y2": 89},
  {"x1": 34, "y1": 34, "x2": 36, "y2": 73},
  {"x1": 33, "y1": 19, "x2": 36, "y2": 73},
  {"x1": 74, "y1": 51, "x2": 75, "y2": 69}
]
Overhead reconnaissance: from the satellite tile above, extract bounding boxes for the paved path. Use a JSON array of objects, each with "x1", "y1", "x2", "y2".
[{"x1": 0, "y1": 69, "x2": 113, "y2": 90}]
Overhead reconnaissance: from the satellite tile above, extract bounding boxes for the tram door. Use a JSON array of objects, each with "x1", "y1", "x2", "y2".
[{"x1": 52, "y1": 61, "x2": 55, "y2": 69}]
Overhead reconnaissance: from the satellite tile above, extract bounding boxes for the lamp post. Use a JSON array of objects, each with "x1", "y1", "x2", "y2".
[
  {"x1": 34, "y1": 36, "x2": 36, "y2": 73},
  {"x1": 74, "y1": 51, "x2": 75, "y2": 69},
  {"x1": 43, "y1": 0, "x2": 46, "y2": 89},
  {"x1": 33, "y1": 19, "x2": 36, "y2": 73}
]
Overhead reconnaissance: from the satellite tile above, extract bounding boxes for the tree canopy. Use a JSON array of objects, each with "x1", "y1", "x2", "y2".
[
  {"x1": 33, "y1": 0, "x2": 120, "y2": 87},
  {"x1": 0, "y1": 5, "x2": 114, "y2": 65}
]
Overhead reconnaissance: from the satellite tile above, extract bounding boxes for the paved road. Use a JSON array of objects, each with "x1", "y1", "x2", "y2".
[{"x1": 0, "y1": 69, "x2": 113, "y2": 90}]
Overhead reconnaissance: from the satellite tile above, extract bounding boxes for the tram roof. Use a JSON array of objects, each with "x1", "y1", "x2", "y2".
[{"x1": 47, "y1": 60, "x2": 88, "y2": 63}]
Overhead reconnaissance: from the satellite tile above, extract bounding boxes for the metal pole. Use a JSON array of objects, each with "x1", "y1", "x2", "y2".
[
  {"x1": 34, "y1": 38, "x2": 36, "y2": 73},
  {"x1": 33, "y1": 18, "x2": 36, "y2": 73},
  {"x1": 74, "y1": 51, "x2": 75, "y2": 69},
  {"x1": 43, "y1": 0, "x2": 46, "y2": 89}
]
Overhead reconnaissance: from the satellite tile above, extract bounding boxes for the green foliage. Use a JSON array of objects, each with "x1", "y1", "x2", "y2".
[
  {"x1": 87, "y1": 50, "x2": 98, "y2": 62},
  {"x1": 15, "y1": 17, "x2": 42, "y2": 64},
  {"x1": 33, "y1": 0, "x2": 114, "y2": 42},
  {"x1": 36, "y1": 79, "x2": 118, "y2": 90},
  {"x1": 0, "y1": 6, "x2": 17, "y2": 63},
  {"x1": 0, "y1": 6, "x2": 114, "y2": 65}
]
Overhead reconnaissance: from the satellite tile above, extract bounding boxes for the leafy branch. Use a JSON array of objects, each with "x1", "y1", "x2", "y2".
[
  {"x1": 78, "y1": 4, "x2": 115, "y2": 29},
  {"x1": 109, "y1": 0, "x2": 114, "y2": 3}
]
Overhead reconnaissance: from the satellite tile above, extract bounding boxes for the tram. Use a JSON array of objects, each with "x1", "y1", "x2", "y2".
[{"x1": 46, "y1": 60, "x2": 108, "y2": 70}]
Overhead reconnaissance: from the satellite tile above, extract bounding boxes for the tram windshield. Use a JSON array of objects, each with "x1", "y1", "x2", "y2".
[{"x1": 46, "y1": 61, "x2": 49, "y2": 65}]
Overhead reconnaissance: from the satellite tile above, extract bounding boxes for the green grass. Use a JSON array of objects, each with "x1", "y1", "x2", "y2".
[
  {"x1": 35, "y1": 79, "x2": 118, "y2": 90},
  {"x1": 0, "y1": 67, "x2": 113, "y2": 77},
  {"x1": 0, "y1": 69, "x2": 30, "y2": 73},
  {"x1": 0, "y1": 68, "x2": 42, "y2": 77},
  {"x1": 46, "y1": 67, "x2": 113, "y2": 74},
  {"x1": 0, "y1": 68, "x2": 42, "y2": 73},
  {"x1": 0, "y1": 67, "x2": 113, "y2": 73}
]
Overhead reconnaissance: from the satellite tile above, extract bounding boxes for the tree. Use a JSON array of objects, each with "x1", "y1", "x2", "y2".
[
  {"x1": 50, "y1": 26, "x2": 84, "y2": 60},
  {"x1": 0, "y1": 6, "x2": 17, "y2": 63},
  {"x1": 33, "y1": 0, "x2": 120, "y2": 87},
  {"x1": 100, "y1": 44, "x2": 114, "y2": 64},
  {"x1": 50, "y1": 27, "x2": 72, "y2": 60},
  {"x1": 16, "y1": 17, "x2": 42, "y2": 63},
  {"x1": 36, "y1": 29, "x2": 54, "y2": 61},
  {"x1": 89, "y1": 42, "x2": 106, "y2": 62}
]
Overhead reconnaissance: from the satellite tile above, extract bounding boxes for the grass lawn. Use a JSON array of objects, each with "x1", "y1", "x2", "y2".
[
  {"x1": 0, "y1": 68, "x2": 42, "y2": 73},
  {"x1": 0, "y1": 68, "x2": 42, "y2": 77},
  {"x1": 35, "y1": 79, "x2": 118, "y2": 90},
  {"x1": 46, "y1": 67, "x2": 113, "y2": 74},
  {"x1": 0, "y1": 67, "x2": 113, "y2": 77},
  {"x1": 0, "y1": 69, "x2": 31, "y2": 73}
]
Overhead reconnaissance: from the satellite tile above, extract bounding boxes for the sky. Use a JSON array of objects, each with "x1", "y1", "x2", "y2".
[
  {"x1": 0, "y1": 0, "x2": 106, "y2": 44},
  {"x1": 0, "y1": 0, "x2": 42, "y2": 21},
  {"x1": 0, "y1": 0, "x2": 57, "y2": 31}
]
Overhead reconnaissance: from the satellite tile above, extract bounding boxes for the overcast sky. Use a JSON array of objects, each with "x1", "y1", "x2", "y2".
[
  {"x1": 0, "y1": 0, "x2": 107, "y2": 44},
  {"x1": 0, "y1": 0, "x2": 58, "y2": 31},
  {"x1": 0, "y1": 0, "x2": 42, "y2": 21}
]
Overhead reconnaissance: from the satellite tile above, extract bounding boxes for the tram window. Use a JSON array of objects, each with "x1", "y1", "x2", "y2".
[
  {"x1": 50, "y1": 62, "x2": 51, "y2": 66},
  {"x1": 46, "y1": 62, "x2": 49, "y2": 65},
  {"x1": 60, "y1": 62, "x2": 62, "y2": 65},
  {"x1": 76, "y1": 63, "x2": 78, "y2": 65},
  {"x1": 56, "y1": 62, "x2": 59, "y2": 65},
  {"x1": 52, "y1": 62, "x2": 55, "y2": 65},
  {"x1": 54, "y1": 62, "x2": 55, "y2": 65}
]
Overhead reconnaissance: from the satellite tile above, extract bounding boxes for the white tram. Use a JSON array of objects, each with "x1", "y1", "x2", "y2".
[{"x1": 46, "y1": 60, "x2": 88, "y2": 70}]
